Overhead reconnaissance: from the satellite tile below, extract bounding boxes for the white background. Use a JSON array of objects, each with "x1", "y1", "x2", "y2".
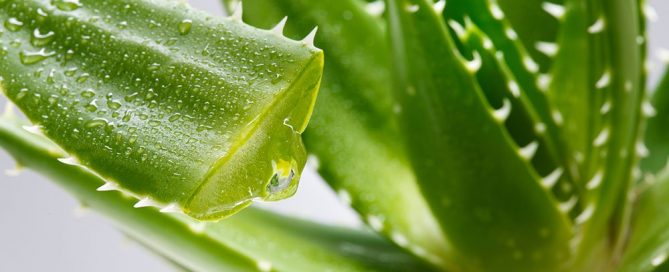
[{"x1": 1, "y1": 0, "x2": 668, "y2": 271}]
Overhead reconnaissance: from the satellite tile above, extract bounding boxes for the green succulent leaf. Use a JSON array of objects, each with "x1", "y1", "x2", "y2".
[
  {"x1": 226, "y1": 0, "x2": 454, "y2": 268},
  {"x1": 551, "y1": 0, "x2": 645, "y2": 269},
  {"x1": 384, "y1": 0, "x2": 572, "y2": 270},
  {"x1": 642, "y1": 65, "x2": 669, "y2": 174},
  {"x1": 444, "y1": 0, "x2": 576, "y2": 186},
  {"x1": 0, "y1": 0, "x2": 323, "y2": 220},
  {"x1": 617, "y1": 167, "x2": 669, "y2": 272},
  {"x1": 0, "y1": 110, "x2": 436, "y2": 272}
]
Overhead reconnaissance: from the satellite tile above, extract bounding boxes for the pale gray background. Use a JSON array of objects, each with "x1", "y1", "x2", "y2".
[{"x1": 1, "y1": 0, "x2": 668, "y2": 271}]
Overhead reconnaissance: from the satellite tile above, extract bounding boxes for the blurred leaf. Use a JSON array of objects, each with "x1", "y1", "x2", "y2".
[
  {"x1": 0, "y1": 111, "x2": 437, "y2": 272},
  {"x1": 0, "y1": 0, "x2": 323, "y2": 220},
  {"x1": 384, "y1": 0, "x2": 572, "y2": 270},
  {"x1": 642, "y1": 66, "x2": 669, "y2": 174},
  {"x1": 226, "y1": 0, "x2": 455, "y2": 268}
]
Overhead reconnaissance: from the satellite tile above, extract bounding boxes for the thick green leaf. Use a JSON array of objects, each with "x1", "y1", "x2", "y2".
[
  {"x1": 554, "y1": 0, "x2": 645, "y2": 270},
  {"x1": 227, "y1": 0, "x2": 453, "y2": 268},
  {"x1": 494, "y1": 0, "x2": 563, "y2": 72},
  {"x1": 642, "y1": 65, "x2": 669, "y2": 174},
  {"x1": 0, "y1": 109, "x2": 436, "y2": 272},
  {"x1": 385, "y1": 0, "x2": 571, "y2": 270},
  {"x1": 617, "y1": 167, "x2": 669, "y2": 272},
  {"x1": 0, "y1": 0, "x2": 323, "y2": 220},
  {"x1": 454, "y1": 23, "x2": 576, "y2": 202},
  {"x1": 444, "y1": 0, "x2": 577, "y2": 186}
]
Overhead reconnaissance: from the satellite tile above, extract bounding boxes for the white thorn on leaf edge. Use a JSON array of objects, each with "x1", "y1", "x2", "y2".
[
  {"x1": 160, "y1": 203, "x2": 181, "y2": 213},
  {"x1": 637, "y1": 141, "x2": 650, "y2": 158},
  {"x1": 600, "y1": 101, "x2": 612, "y2": 114},
  {"x1": 652, "y1": 252, "x2": 668, "y2": 267},
  {"x1": 542, "y1": 2, "x2": 565, "y2": 19},
  {"x1": 271, "y1": 16, "x2": 288, "y2": 35},
  {"x1": 523, "y1": 56, "x2": 539, "y2": 73},
  {"x1": 22, "y1": 125, "x2": 43, "y2": 135},
  {"x1": 97, "y1": 182, "x2": 119, "y2": 192},
  {"x1": 134, "y1": 197, "x2": 160, "y2": 208},
  {"x1": 575, "y1": 204, "x2": 595, "y2": 224},
  {"x1": 391, "y1": 232, "x2": 409, "y2": 247},
  {"x1": 337, "y1": 189, "x2": 352, "y2": 206},
  {"x1": 466, "y1": 51, "x2": 482, "y2": 72},
  {"x1": 448, "y1": 20, "x2": 466, "y2": 38},
  {"x1": 489, "y1": 1, "x2": 505, "y2": 20},
  {"x1": 58, "y1": 157, "x2": 81, "y2": 166},
  {"x1": 537, "y1": 74, "x2": 552, "y2": 91},
  {"x1": 594, "y1": 128, "x2": 609, "y2": 147},
  {"x1": 552, "y1": 110, "x2": 564, "y2": 125},
  {"x1": 519, "y1": 141, "x2": 539, "y2": 160},
  {"x1": 559, "y1": 196, "x2": 577, "y2": 212},
  {"x1": 645, "y1": 4, "x2": 658, "y2": 22},
  {"x1": 508, "y1": 81, "x2": 521, "y2": 98},
  {"x1": 365, "y1": 1, "x2": 385, "y2": 17},
  {"x1": 588, "y1": 17, "x2": 605, "y2": 34},
  {"x1": 586, "y1": 171, "x2": 603, "y2": 190},
  {"x1": 433, "y1": 0, "x2": 446, "y2": 14},
  {"x1": 302, "y1": 27, "x2": 318, "y2": 47},
  {"x1": 405, "y1": 4, "x2": 419, "y2": 13},
  {"x1": 542, "y1": 168, "x2": 563, "y2": 188},
  {"x1": 596, "y1": 71, "x2": 611, "y2": 89},
  {"x1": 643, "y1": 101, "x2": 657, "y2": 117},
  {"x1": 535, "y1": 41, "x2": 558, "y2": 57},
  {"x1": 493, "y1": 99, "x2": 512, "y2": 122},
  {"x1": 367, "y1": 214, "x2": 384, "y2": 231},
  {"x1": 230, "y1": 2, "x2": 243, "y2": 21},
  {"x1": 505, "y1": 27, "x2": 518, "y2": 40}
]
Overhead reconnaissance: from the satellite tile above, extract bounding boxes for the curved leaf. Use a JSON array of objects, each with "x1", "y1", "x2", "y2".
[
  {"x1": 228, "y1": 0, "x2": 454, "y2": 268},
  {"x1": 0, "y1": 109, "x2": 436, "y2": 272},
  {"x1": 642, "y1": 65, "x2": 669, "y2": 174},
  {"x1": 0, "y1": 0, "x2": 323, "y2": 220},
  {"x1": 384, "y1": 0, "x2": 572, "y2": 270}
]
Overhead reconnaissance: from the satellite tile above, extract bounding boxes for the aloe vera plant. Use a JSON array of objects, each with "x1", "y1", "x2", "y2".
[{"x1": 1, "y1": 0, "x2": 669, "y2": 271}]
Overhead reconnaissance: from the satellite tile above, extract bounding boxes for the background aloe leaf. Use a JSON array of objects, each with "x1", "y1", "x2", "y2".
[
  {"x1": 642, "y1": 64, "x2": 669, "y2": 174},
  {"x1": 384, "y1": 0, "x2": 572, "y2": 270},
  {"x1": 444, "y1": 0, "x2": 576, "y2": 185},
  {"x1": 617, "y1": 167, "x2": 669, "y2": 272},
  {"x1": 0, "y1": 0, "x2": 323, "y2": 221},
  {"x1": 454, "y1": 23, "x2": 578, "y2": 203},
  {"x1": 555, "y1": 0, "x2": 645, "y2": 269},
  {"x1": 0, "y1": 109, "x2": 437, "y2": 272},
  {"x1": 225, "y1": 0, "x2": 454, "y2": 268}
]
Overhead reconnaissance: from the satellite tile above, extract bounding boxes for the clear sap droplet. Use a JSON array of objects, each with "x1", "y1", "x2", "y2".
[
  {"x1": 85, "y1": 118, "x2": 108, "y2": 128},
  {"x1": 178, "y1": 19, "x2": 192, "y2": 35},
  {"x1": 52, "y1": 0, "x2": 82, "y2": 11},
  {"x1": 4, "y1": 18, "x2": 24, "y2": 32},
  {"x1": 32, "y1": 28, "x2": 56, "y2": 46},
  {"x1": 19, "y1": 49, "x2": 55, "y2": 65},
  {"x1": 267, "y1": 160, "x2": 295, "y2": 194}
]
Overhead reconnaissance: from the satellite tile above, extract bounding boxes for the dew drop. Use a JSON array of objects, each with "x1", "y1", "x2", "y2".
[
  {"x1": 85, "y1": 118, "x2": 108, "y2": 128},
  {"x1": 178, "y1": 19, "x2": 193, "y2": 35},
  {"x1": 19, "y1": 49, "x2": 55, "y2": 65},
  {"x1": 4, "y1": 18, "x2": 23, "y2": 32},
  {"x1": 32, "y1": 28, "x2": 56, "y2": 46},
  {"x1": 52, "y1": 0, "x2": 82, "y2": 11}
]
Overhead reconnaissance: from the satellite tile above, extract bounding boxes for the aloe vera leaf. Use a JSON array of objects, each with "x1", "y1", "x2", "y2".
[
  {"x1": 0, "y1": 0, "x2": 323, "y2": 221},
  {"x1": 616, "y1": 168, "x2": 669, "y2": 272},
  {"x1": 385, "y1": 0, "x2": 572, "y2": 270},
  {"x1": 0, "y1": 109, "x2": 437, "y2": 272},
  {"x1": 558, "y1": 0, "x2": 645, "y2": 269},
  {"x1": 641, "y1": 65, "x2": 669, "y2": 174},
  {"x1": 444, "y1": 0, "x2": 576, "y2": 185},
  {"x1": 455, "y1": 23, "x2": 577, "y2": 202},
  {"x1": 225, "y1": 0, "x2": 456, "y2": 268},
  {"x1": 494, "y1": 0, "x2": 563, "y2": 72}
]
